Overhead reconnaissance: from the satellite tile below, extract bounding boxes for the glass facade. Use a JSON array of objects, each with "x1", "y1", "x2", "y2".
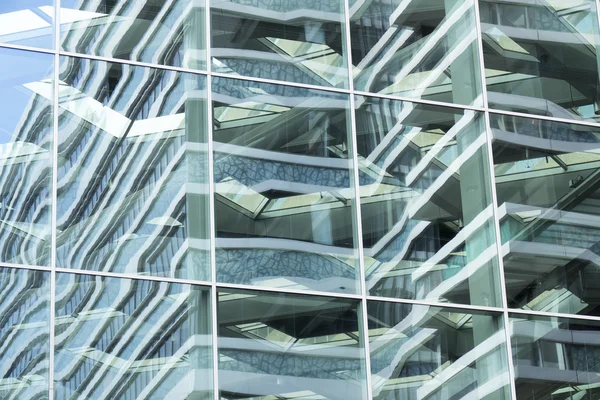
[{"x1": 1, "y1": 0, "x2": 600, "y2": 399}]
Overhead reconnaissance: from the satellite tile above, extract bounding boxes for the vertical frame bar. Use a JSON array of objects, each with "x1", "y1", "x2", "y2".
[
  {"x1": 49, "y1": 0, "x2": 60, "y2": 399},
  {"x1": 342, "y1": 1, "x2": 374, "y2": 399},
  {"x1": 472, "y1": 0, "x2": 517, "y2": 397},
  {"x1": 596, "y1": 0, "x2": 600, "y2": 119},
  {"x1": 204, "y1": 0, "x2": 220, "y2": 397}
]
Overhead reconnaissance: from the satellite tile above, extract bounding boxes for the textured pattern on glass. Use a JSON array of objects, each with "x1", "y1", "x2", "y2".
[
  {"x1": 212, "y1": 76, "x2": 361, "y2": 294},
  {"x1": 217, "y1": 289, "x2": 367, "y2": 399},
  {"x1": 211, "y1": 0, "x2": 348, "y2": 88}
]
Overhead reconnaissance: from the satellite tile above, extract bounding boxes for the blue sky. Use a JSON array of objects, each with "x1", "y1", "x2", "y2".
[{"x1": 0, "y1": 47, "x2": 53, "y2": 143}]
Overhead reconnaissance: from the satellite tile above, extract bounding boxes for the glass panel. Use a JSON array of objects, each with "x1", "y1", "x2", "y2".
[
  {"x1": 56, "y1": 57, "x2": 210, "y2": 280},
  {"x1": 0, "y1": 48, "x2": 53, "y2": 266},
  {"x1": 211, "y1": 0, "x2": 348, "y2": 88},
  {"x1": 356, "y1": 95, "x2": 502, "y2": 307},
  {"x1": 217, "y1": 288, "x2": 366, "y2": 399},
  {"x1": 0, "y1": 267, "x2": 50, "y2": 399},
  {"x1": 480, "y1": 0, "x2": 600, "y2": 123},
  {"x1": 0, "y1": 0, "x2": 55, "y2": 49},
  {"x1": 510, "y1": 313, "x2": 600, "y2": 399},
  {"x1": 60, "y1": 0, "x2": 207, "y2": 71},
  {"x1": 491, "y1": 113, "x2": 600, "y2": 316},
  {"x1": 212, "y1": 76, "x2": 360, "y2": 294},
  {"x1": 368, "y1": 300, "x2": 510, "y2": 399},
  {"x1": 349, "y1": 0, "x2": 483, "y2": 106},
  {"x1": 54, "y1": 273, "x2": 213, "y2": 400}
]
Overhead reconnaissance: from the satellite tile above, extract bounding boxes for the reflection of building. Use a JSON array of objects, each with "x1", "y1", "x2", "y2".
[{"x1": 0, "y1": 0, "x2": 600, "y2": 399}]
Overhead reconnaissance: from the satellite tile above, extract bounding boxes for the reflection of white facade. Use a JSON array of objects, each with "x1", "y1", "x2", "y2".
[
  {"x1": 350, "y1": 0, "x2": 600, "y2": 121},
  {"x1": 0, "y1": 0, "x2": 600, "y2": 399},
  {"x1": 510, "y1": 318, "x2": 600, "y2": 399}
]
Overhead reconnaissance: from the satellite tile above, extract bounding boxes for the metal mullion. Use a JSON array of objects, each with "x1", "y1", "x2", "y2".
[
  {"x1": 365, "y1": 295, "x2": 505, "y2": 314},
  {"x1": 204, "y1": 0, "x2": 220, "y2": 396},
  {"x1": 507, "y1": 307, "x2": 600, "y2": 323},
  {"x1": 487, "y1": 110, "x2": 518, "y2": 400},
  {"x1": 472, "y1": 0, "x2": 517, "y2": 397},
  {"x1": 59, "y1": 50, "x2": 210, "y2": 76},
  {"x1": 342, "y1": 1, "x2": 374, "y2": 399},
  {"x1": 354, "y1": 89, "x2": 486, "y2": 112},
  {"x1": 54, "y1": 268, "x2": 212, "y2": 287},
  {"x1": 210, "y1": 70, "x2": 352, "y2": 94},
  {"x1": 54, "y1": 50, "x2": 600, "y2": 132},
  {"x1": 210, "y1": 73, "x2": 489, "y2": 113},
  {"x1": 0, "y1": 42, "x2": 55, "y2": 55},
  {"x1": 209, "y1": 74, "x2": 220, "y2": 400},
  {"x1": 596, "y1": 0, "x2": 600, "y2": 94},
  {"x1": 0, "y1": 262, "x2": 52, "y2": 272},
  {"x1": 215, "y1": 281, "x2": 363, "y2": 300},
  {"x1": 488, "y1": 108, "x2": 600, "y2": 129},
  {"x1": 49, "y1": 0, "x2": 61, "y2": 399},
  {"x1": 482, "y1": 109, "x2": 518, "y2": 400}
]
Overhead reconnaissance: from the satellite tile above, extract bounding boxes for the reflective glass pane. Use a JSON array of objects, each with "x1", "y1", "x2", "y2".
[
  {"x1": 510, "y1": 313, "x2": 600, "y2": 399},
  {"x1": 56, "y1": 57, "x2": 210, "y2": 280},
  {"x1": 0, "y1": 267, "x2": 50, "y2": 399},
  {"x1": 356, "y1": 95, "x2": 502, "y2": 307},
  {"x1": 480, "y1": 0, "x2": 600, "y2": 122},
  {"x1": 0, "y1": 1, "x2": 55, "y2": 49},
  {"x1": 54, "y1": 273, "x2": 213, "y2": 399},
  {"x1": 211, "y1": 0, "x2": 348, "y2": 88},
  {"x1": 349, "y1": 0, "x2": 483, "y2": 106},
  {"x1": 60, "y1": 0, "x2": 207, "y2": 71},
  {"x1": 491, "y1": 113, "x2": 600, "y2": 316},
  {"x1": 0, "y1": 48, "x2": 53, "y2": 266},
  {"x1": 368, "y1": 300, "x2": 511, "y2": 399},
  {"x1": 217, "y1": 288, "x2": 367, "y2": 399},
  {"x1": 213, "y1": 76, "x2": 360, "y2": 294}
]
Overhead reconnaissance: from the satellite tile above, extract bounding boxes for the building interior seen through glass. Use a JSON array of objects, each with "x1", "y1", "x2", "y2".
[{"x1": 0, "y1": 0, "x2": 599, "y2": 399}]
